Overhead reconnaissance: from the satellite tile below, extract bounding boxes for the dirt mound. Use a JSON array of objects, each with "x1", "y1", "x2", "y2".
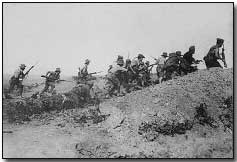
[{"x1": 94, "y1": 67, "x2": 233, "y2": 158}]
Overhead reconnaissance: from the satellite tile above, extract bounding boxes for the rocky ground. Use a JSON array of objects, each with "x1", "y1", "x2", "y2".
[{"x1": 3, "y1": 67, "x2": 233, "y2": 158}]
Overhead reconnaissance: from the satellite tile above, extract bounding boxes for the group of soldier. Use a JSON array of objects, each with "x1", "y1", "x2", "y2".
[{"x1": 5, "y1": 38, "x2": 227, "y2": 98}]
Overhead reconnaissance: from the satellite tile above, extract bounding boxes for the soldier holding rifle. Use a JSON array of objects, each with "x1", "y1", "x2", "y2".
[
  {"x1": 203, "y1": 38, "x2": 227, "y2": 69},
  {"x1": 8, "y1": 62, "x2": 37, "y2": 97}
]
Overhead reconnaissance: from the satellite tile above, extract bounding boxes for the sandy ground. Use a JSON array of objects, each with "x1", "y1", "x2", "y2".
[{"x1": 3, "y1": 68, "x2": 233, "y2": 158}]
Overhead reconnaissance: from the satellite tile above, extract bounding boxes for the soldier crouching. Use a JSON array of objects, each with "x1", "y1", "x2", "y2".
[{"x1": 105, "y1": 58, "x2": 127, "y2": 97}]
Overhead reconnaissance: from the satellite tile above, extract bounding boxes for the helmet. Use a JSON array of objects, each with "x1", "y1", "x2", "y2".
[
  {"x1": 19, "y1": 64, "x2": 26, "y2": 69},
  {"x1": 161, "y1": 52, "x2": 168, "y2": 57},
  {"x1": 138, "y1": 54, "x2": 145, "y2": 59},
  {"x1": 55, "y1": 68, "x2": 61, "y2": 72},
  {"x1": 217, "y1": 38, "x2": 224, "y2": 45},
  {"x1": 85, "y1": 59, "x2": 90, "y2": 64}
]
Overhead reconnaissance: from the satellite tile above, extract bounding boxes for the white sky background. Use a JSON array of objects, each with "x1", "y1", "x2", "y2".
[{"x1": 3, "y1": 3, "x2": 233, "y2": 76}]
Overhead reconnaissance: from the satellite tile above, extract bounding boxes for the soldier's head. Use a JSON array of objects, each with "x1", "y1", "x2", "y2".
[
  {"x1": 117, "y1": 55, "x2": 123, "y2": 61},
  {"x1": 189, "y1": 46, "x2": 195, "y2": 54},
  {"x1": 19, "y1": 64, "x2": 26, "y2": 70},
  {"x1": 161, "y1": 52, "x2": 168, "y2": 58},
  {"x1": 216, "y1": 38, "x2": 224, "y2": 47},
  {"x1": 117, "y1": 59, "x2": 124, "y2": 66},
  {"x1": 125, "y1": 59, "x2": 131, "y2": 65},
  {"x1": 85, "y1": 59, "x2": 90, "y2": 65},
  {"x1": 176, "y1": 51, "x2": 182, "y2": 56},
  {"x1": 55, "y1": 68, "x2": 61, "y2": 73},
  {"x1": 138, "y1": 54, "x2": 145, "y2": 61}
]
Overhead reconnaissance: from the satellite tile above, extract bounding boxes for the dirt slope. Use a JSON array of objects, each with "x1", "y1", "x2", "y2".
[{"x1": 3, "y1": 67, "x2": 233, "y2": 158}]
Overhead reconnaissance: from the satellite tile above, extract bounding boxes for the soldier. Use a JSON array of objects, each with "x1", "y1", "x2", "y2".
[
  {"x1": 105, "y1": 59, "x2": 127, "y2": 97},
  {"x1": 8, "y1": 64, "x2": 27, "y2": 97},
  {"x1": 203, "y1": 38, "x2": 226, "y2": 69},
  {"x1": 125, "y1": 58, "x2": 136, "y2": 84},
  {"x1": 183, "y1": 46, "x2": 201, "y2": 73},
  {"x1": 163, "y1": 52, "x2": 183, "y2": 80},
  {"x1": 131, "y1": 54, "x2": 145, "y2": 73},
  {"x1": 130, "y1": 54, "x2": 145, "y2": 84},
  {"x1": 144, "y1": 61, "x2": 153, "y2": 86},
  {"x1": 79, "y1": 59, "x2": 90, "y2": 82},
  {"x1": 155, "y1": 52, "x2": 168, "y2": 83},
  {"x1": 40, "y1": 68, "x2": 61, "y2": 94}
]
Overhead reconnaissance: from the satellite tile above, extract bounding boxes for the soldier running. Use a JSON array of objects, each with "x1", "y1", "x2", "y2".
[
  {"x1": 203, "y1": 38, "x2": 227, "y2": 69},
  {"x1": 40, "y1": 68, "x2": 61, "y2": 94}
]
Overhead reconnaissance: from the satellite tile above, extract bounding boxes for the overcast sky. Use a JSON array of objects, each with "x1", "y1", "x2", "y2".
[{"x1": 3, "y1": 3, "x2": 233, "y2": 76}]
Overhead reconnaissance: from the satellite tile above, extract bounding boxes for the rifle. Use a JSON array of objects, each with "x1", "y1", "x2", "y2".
[
  {"x1": 41, "y1": 75, "x2": 73, "y2": 83},
  {"x1": 221, "y1": 44, "x2": 227, "y2": 68},
  {"x1": 57, "y1": 79, "x2": 73, "y2": 83},
  {"x1": 195, "y1": 60, "x2": 203, "y2": 64},
  {"x1": 150, "y1": 55, "x2": 158, "y2": 60},
  {"x1": 88, "y1": 71, "x2": 103, "y2": 75},
  {"x1": 24, "y1": 61, "x2": 39, "y2": 77},
  {"x1": 148, "y1": 63, "x2": 157, "y2": 68}
]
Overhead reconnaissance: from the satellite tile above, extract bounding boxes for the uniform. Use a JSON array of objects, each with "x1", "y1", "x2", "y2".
[
  {"x1": 182, "y1": 46, "x2": 198, "y2": 73},
  {"x1": 163, "y1": 53, "x2": 182, "y2": 80},
  {"x1": 105, "y1": 63, "x2": 127, "y2": 97},
  {"x1": 156, "y1": 52, "x2": 168, "y2": 82},
  {"x1": 9, "y1": 65, "x2": 26, "y2": 96},
  {"x1": 203, "y1": 45, "x2": 222, "y2": 68},
  {"x1": 203, "y1": 38, "x2": 225, "y2": 69},
  {"x1": 41, "y1": 69, "x2": 60, "y2": 94}
]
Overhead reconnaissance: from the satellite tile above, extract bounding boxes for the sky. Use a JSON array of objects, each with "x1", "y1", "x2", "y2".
[{"x1": 3, "y1": 3, "x2": 233, "y2": 76}]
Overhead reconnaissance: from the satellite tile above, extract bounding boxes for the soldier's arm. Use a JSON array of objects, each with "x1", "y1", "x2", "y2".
[
  {"x1": 214, "y1": 47, "x2": 222, "y2": 59},
  {"x1": 46, "y1": 71, "x2": 51, "y2": 77}
]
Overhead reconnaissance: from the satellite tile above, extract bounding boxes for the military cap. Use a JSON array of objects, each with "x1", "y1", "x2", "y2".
[
  {"x1": 55, "y1": 68, "x2": 61, "y2": 72},
  {"x1": 189, "y1": 46, "x2": 195, "y2": 51},
  {"x1": 138, "y1": 54, "x2": 145, "y2": 59},
  {"x1": 161, "y1": 52, "x2": 168, "y2": 57},
  {"x1": 19, "y1": 64, "x2": 26, "y2": 68},
  {"x1": 216, "y1": 38, "x2": 224, "y2": 44},
  {"x1": 85, "y1": 59, "x2": 90, "y2": 64}
]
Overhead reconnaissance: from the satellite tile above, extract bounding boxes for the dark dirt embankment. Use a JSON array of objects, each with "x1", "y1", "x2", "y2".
[{"x1": 3, "y1": 68, "x2": 233, "y2": 158}]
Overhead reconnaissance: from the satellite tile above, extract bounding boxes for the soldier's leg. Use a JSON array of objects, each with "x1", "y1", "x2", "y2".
[
  {"x1": 40, "y1": 82, "x2": 49, "y2": 94},
  {"x1": 17, "y1": 81, "x2": 24, "y2": 97},
  {"x1": 49, "y1": 82, "x2": 56, "y2": 93}
]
